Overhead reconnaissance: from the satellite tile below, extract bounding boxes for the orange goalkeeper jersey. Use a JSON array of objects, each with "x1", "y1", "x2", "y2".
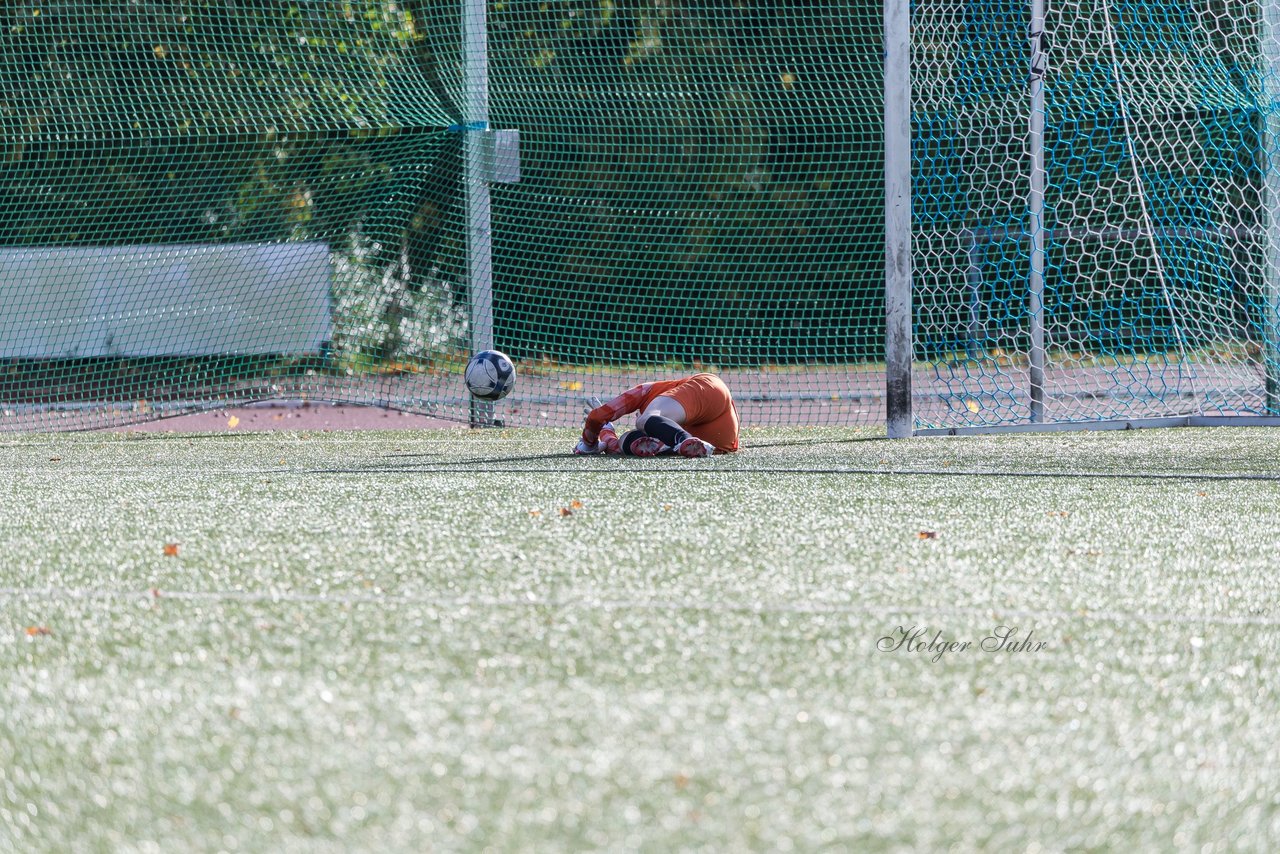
[
  {"x1": 582, "y1": 373, "x2": 739, "y2": 452},
  {"x1": 582, "y1": 379, "x2": 686, "y2": 445}
]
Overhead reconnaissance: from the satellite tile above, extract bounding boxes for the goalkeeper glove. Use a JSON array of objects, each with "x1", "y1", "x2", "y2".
[{"x1": 599, "y1": 422, "x2": 622, "y2": 455}]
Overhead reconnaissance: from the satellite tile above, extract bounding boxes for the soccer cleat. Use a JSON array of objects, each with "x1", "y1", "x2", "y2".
[
  {"x1": 627, "y1": 435, "x2": 668, "y2": 457},
  {"x1": 675, "y1": 436, "x2": 716, "y2": 458}
]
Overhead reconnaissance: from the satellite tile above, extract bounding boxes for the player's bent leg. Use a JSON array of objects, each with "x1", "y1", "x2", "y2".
[
  {"x1": 643, "y1": 377, "x2": 737, "y2": 455},
  {"x1": 621, "y1": 429, "x2": 668, "y2": 457},
  {"x1": 635, "y1": 397, "x2": 688, "y2": 433},
  {"x1": 638, "y1": 414, "x2": 714, "y2": 459}
]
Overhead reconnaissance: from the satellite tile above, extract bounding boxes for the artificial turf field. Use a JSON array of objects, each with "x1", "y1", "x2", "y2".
[{"x1": 3, "y1": 425, "x2": 1280, "y2": 851}]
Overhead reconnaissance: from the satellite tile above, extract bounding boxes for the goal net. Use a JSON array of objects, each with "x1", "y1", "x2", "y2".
[
  {"x1": 903, "y1": 0, "x2": 1280, "y2": 432},
  {"x1": 8, "y1": 2, "x2": 1276, "y2": 436},
  {"x1": 0, "y1": 0, "x2": 882, "y2": 431}
]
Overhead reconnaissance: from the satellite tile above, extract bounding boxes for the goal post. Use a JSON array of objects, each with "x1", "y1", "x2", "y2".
[
  {"x1": 462, "y1": 0, "x2": 495, "y2": 428},
  {"x1": 1265, "y1": 0, "x2": 1280, "y2": 413},
  {"x1": 884, "y1": 0, "x2": 914, "y2": 439},
  {"x1": 891, "y1": 0, "x2": 1280, "y2": 436}
]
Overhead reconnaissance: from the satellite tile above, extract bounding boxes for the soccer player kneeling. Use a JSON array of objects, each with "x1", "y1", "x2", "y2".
[{"x1": 573, "y1": 373, "x2": 739, "y2": 458}]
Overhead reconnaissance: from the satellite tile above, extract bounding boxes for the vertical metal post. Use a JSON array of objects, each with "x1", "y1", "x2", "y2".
[
  {"x1": 964, "y1": 228, "x2": 984, "y2": 358},
  {"x1": 1264, "y1": 0, "x2": 1280, "y2": 412},
  {"x1": 884, "y1": 0, "x2": 914, "y2": 438},
  {"x1": 1027, "y1": 0, "x2": 1048, "y2": 423},
  {"x1": 464, "y1": 0, "x2": 495, "y2": 427}
]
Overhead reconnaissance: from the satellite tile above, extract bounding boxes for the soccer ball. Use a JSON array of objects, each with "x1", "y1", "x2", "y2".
[{"x1": 464, "y1": 350, "x2": 516, "y2": 401}]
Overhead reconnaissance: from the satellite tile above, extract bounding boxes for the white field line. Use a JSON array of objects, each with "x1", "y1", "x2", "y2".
[
  {"x1": 0, "y1": 437, "x2": 579, "y2": 446},
  {"x1": 6, "y1": 467, "x2": 1280, "y2": 484},
  {"x1": 0, "y1": 433, "x2": 854, "y2": 448},
  {"x1": 0, "y1": 586, "x2": 1276, "y2": 628}
]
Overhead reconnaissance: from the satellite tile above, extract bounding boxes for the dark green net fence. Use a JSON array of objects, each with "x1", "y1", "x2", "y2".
[{"x1": 0, "y1": 0, "x2": 883, "y2": 431}]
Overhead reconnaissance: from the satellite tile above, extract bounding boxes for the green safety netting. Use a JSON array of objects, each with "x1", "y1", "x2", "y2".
[
  {"x1": 8, "y1": 0, "x2": 1278, "y2": 434},
  {"x1": 910, "y1": 0, "x2": 1280, "y2": 429},
  {"x1": 0, "y1": 1, "x2": 881, "y2": 431}
]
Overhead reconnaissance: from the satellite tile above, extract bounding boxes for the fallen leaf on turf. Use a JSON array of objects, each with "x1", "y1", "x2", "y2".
[
  {"x1": 163, "y1": 543, "x2": 180, "y2": 556},
  {"x1": 917, "y1": 531, "x2": 938, "y2": 540},
  {"x1": 570, "y1": 499, "x2": 584, "y2": 509},
  {"x1": 25, "y1": 626, "x2": 51, "y2": 637},
  {"x1": 528, "y1": 509, "x2": 542, "y2": 517},
  {"x1": 674, "y1": 773, "x2": 690, "y2": 790},
  {"x1": 662, "y1": 503, "x2": 673, "y2": 511},
  {"x1": 559, "y1": 507, "x2": 573, "y2": 517},
  {"x1": 227, "y1": 415, "x2": 240, "y2": 429},
  {"x1": 48, "y1": 456, "x2": 61, "y2": 462}
]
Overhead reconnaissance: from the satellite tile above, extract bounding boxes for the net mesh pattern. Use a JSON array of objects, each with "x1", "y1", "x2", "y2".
[
  {"x1": 0, "y1": 1, "x2": 880, "y2": 431},
  {"x1": 911, "y1": 0, "x2": 1280, "y2": 428},
  {"x1": 9, "y1": 1, "x2": 1278, "y2": 433}
]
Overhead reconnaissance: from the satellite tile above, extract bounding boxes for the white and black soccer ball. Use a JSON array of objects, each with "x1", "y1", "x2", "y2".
[{"x1": 464, "y1": 349, "x2": 516, "y2": 401}]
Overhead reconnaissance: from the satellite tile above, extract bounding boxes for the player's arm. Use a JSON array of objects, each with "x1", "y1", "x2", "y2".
[{"x1": 576, "y1": 384, "x2": 653, "y2": 453}]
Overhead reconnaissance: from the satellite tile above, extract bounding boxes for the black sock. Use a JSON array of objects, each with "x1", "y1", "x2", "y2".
[
  {"x1": 641, "y1": 415, "x2": 691, "y2": 448},
  {"x1": 621, "y1": 430, "x2": 646, "y2": 455}
]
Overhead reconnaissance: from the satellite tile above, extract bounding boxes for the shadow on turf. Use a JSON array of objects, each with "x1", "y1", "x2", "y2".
[{"x1": 350, "y1": 435, "x2": 888, "y2": 469}]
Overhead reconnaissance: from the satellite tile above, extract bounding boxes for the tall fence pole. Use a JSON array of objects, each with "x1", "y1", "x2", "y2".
[
  {"x1": 1265, "y1": 0, "x2": 1280, "y2": 413},
  {"x1": 1027, "y1": 0, "x2": 1048, "y2": 423},
  {"x1": 884, "y1": 0, "x2": 914, "y2": 438},
  {"x1": 464, "y1": 0, "x2": 495, "y2": 427}
]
